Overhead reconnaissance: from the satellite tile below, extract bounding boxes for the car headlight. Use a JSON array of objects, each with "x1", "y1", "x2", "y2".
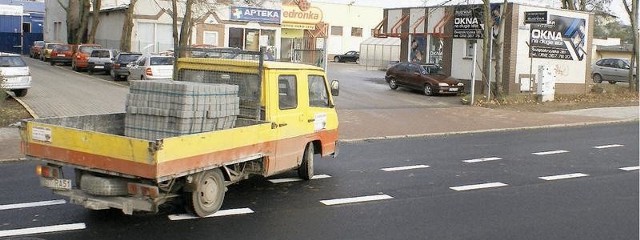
[
  {"x1": 457, "y1": 82, "x2": 464, "y2": 86},
  {"x1": 438, "y1": 82, "x2": 449, "y2": 87}
]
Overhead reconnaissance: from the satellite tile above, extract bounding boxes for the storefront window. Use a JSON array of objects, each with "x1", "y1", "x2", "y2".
[
  {"x1": 428, "y1": 36, "x2": 444, "y2": 65},
  {"x1": 245, "y1": 29, "x2": 260, "y2": 51},
  {"x1": 229, "y1": 28, "x2": 244, "y2": 49}
]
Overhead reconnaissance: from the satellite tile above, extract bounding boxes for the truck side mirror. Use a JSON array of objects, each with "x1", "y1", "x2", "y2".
[{"x1": 330, "y1": 80, "x2": 339, "y2": 96}]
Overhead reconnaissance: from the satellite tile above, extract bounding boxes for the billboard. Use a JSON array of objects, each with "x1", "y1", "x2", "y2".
[
  {"x1": 528, "y1": 15, "x2": 586, "y2": 61},
  {"x1": 453, "y1": 4, "x2": 502, "y2": 39}
]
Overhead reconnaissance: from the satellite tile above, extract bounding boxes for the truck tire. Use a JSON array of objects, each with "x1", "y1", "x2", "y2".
[
  {"x1": 187, "y1": 169, "x2": 225, "y2": 217},
  {"x1": 80, "y1": 174, "x2": 128, "y2": 196},
  {"x1": 298, "y1": 143, "x2": 314, "y2": 180}
]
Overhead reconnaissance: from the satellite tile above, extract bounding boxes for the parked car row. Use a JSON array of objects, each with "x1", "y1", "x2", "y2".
[{"x1": 28, "y1": 41, "x2": 174, "y2": 81}]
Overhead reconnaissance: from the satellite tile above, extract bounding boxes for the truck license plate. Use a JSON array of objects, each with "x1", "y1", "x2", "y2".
[{"x1": 40, "y1": 178, "x2": 71, "y2": 190}]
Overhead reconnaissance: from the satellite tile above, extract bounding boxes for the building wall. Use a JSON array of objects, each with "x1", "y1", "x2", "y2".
[
  {"x1": 43, "y1": 0, "x2": 67, "y2": 42},
  {"x1": 514, "y1": 4, "x2": 592, "y2": 94},
  {"x1": 313, "y1": 2, "x2": 382, "y2": 56}
]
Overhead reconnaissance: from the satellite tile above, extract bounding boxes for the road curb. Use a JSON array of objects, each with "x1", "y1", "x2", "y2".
[
  {"x1": 339, "y1": 119, "x2": 639, "y2": 143},
  {"x1": 11, "y1": 94, "x2": 38, "y2": 119}
]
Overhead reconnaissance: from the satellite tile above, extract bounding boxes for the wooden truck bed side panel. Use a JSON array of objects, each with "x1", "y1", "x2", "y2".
[{"x1": 21, "y1": 115, "x2": 275, "y2": 180}]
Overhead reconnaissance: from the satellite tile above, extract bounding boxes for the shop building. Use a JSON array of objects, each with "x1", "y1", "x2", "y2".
[{"x1": 375, "y1": 3, "x2": 594, "y2": 95}]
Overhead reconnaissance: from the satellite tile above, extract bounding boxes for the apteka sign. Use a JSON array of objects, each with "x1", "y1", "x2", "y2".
[{"x1": 231, "y1": 7, "x2": 281, "y2": 24}]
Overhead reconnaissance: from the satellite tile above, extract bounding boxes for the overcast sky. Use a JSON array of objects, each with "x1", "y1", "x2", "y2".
[{"x1": 314, "y1": 0, "x2": 634, "y2": 25}]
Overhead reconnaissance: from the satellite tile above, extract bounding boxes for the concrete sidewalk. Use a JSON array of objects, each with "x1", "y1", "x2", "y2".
[{"x1": 1, "y1": 105, "x2": 638, "y2": 161}]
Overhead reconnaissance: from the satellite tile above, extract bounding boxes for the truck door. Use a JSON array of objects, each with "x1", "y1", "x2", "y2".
[
  {"x1": 271, "y1": 74, "x2": 308, "y2": 173},
  {"x1": 304, "y1": 74, "x2": 339, "y2": 155}
]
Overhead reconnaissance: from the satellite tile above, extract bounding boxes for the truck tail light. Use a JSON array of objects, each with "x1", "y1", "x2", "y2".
[
  {"x1": 127, "y1": 183, "x2": 159, "y2": 198},
  {"x1": 145, "y1": 68, "x2": 152, "y2": 76},
  {"x1": 36, "y1": 165, "x2": 61, "y2": 178}
]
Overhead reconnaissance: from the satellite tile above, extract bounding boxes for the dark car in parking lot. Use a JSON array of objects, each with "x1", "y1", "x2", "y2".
[
  {"x1": 591, "y1": 58, "x2": 637, "y2": 84},
  {"x1": 110, "y1": 52, "x2": 142, "y2": 80},
  {"x1": 333, "y1": 51, "x2": 359, "y2": 63},
  {"x1": 385, "y1": 62, "x2": 464, "y2": 96}
]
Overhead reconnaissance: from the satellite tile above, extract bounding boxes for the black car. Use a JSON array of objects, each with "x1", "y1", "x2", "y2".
[
  {"x1": 333, "y1": 51, "x2": 359, "y2": 63},
  {"x1": 385, "y1": 62, "x2": 464, "y2": 96},
  {"x1": 110, "y1": 52, "x2": 142, "y2": 81}
]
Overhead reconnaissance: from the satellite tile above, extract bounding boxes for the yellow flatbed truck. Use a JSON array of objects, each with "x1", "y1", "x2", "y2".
[{"x1": 20, "y1": 52, "x2": 339, "y2": 217}]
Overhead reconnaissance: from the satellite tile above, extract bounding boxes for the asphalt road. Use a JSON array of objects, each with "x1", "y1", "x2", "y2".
[{"x1": 1, "y1": 123, "x2": 637, "y2": 239}]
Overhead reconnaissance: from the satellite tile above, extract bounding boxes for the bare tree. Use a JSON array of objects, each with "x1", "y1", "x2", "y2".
[
  {"x1": 88, "y1": 0, "x2": 102, "y2": 44},
  {"x1": 623, "y1": 0, "x2": 639, "y2": 90},
  {"x1": 56, "y1": 0, "x2": 91, "y2": 43},
  {"x1": 120, "y1": 0, "x2": 138, "y2": 51},
  {"x1": 480, "y1": 0, "x2": 490, "y2": 95}
]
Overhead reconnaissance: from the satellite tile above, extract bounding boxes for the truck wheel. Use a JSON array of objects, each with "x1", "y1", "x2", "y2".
[
  {"x1": 187, "y1": 169, "x2": 225, "y2": 217},
  {"x1": 12, "y1": 89, "x2": 28, "y2": 97},
  {"x1": 298, "y1": 143, "x2": 314, "y2": 180}
]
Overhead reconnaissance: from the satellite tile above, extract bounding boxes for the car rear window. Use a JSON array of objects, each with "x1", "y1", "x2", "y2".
[
  {"x1": 91, "y1": 50, "x2": 112, "y2": 58},
  {"x1": 55, "y1": 45, "x2": 71, "y2": 51},
  {"x1": 150, "y1": 57, "x2": 174, "y2": 65},
  {"x1": 0, "y1": 56, "x2": 27, "y2": 67},
  {"x1": 80, "y1": 46, "x2": 99, "y2": 54},
  {"x1": 119, "y1": 54, "x2": 142, "y2": 62}
]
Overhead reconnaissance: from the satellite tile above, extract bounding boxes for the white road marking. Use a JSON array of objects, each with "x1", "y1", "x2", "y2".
[
  {"x1": 532, "y1": 150, "x2": 569, "y2": 156},
  {"x1": 463, "y1": 157, "x2": 502, "y2": 163},
  {"x1": 539, "y1": 173, "x2": 589, "y2": 181},
  {"x1": 320, "y1": 194, "x2": 393, "y2": 206},
  {"x1": 381, "y1": 164, "x2": 429, "y2": 172},
  {"x1": 268, "y1": 174, "x2": 332, "y2": 183},
  {"x1": 0, "y1": 199, "x2": 66, "y2": 211},
  {"x1": 620, "y1": 166, "x2": 640, "y2": 171},
  {"x1": 0, "y1": 223, "x2": 86, "y2": 237},
  {"x1": 168, "y1": 208, "x2": 254, "y2": 220},
  {"x1": 450, "y1": 182, "x2": 508, "y2": 191},
  {"x1": 593, "y1": 144, "x2": 624, "y2": 149}
]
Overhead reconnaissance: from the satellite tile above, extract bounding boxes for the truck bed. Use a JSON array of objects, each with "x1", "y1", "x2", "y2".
[{"x1": 21, "y1": 113, "x2": 272, "y2": 182}]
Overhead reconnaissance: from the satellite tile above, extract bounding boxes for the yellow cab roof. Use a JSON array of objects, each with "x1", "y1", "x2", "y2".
[{"x1": 177, "y1": 57, "x2": 324, "y2": 72}]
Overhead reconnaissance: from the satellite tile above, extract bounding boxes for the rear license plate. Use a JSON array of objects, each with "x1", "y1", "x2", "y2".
[
  {"x1": 449, "y1": 88, "x2": 459, "y2": 92},
  {"x1": 57, "y1": 54, "x2": 66, "y2": 57},
  {"x1": 40, "y1": 178, "x2": 71, "y2": 190},
  {"x1": 94, "y1": 66, "x2": 104, "y2": 69}
]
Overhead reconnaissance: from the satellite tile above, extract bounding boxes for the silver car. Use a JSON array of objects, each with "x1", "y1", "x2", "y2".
[
  {"x1": 591, "y1": 58, "x2": 636, "y2": 84},
  {"x1": 87, "y1": 49, "x2": 119, "y2": 75},
  {"x1": 0, "y1": 52, "x2": 31, "y2": 97}
]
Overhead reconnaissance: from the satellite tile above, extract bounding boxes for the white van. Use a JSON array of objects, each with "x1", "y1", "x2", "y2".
[{"x1": 0, "y1": 52, "x2": 31, "y2": 97}]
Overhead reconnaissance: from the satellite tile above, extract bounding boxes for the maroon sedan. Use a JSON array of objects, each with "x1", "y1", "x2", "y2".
[{"x1": 385, "y1": 62, "x2": 464, "y2": 96}]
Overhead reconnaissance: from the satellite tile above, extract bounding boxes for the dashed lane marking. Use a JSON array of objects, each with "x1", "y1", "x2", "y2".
[
  {"x1": 462, "y1": 157, "x2": 502, "y2": 163},
  {"x1": 168, "y1": 208, "x2": 255, "y2": 220},
  {"x1": 450, "y1": 182, "x2": 508, "y2": 191},
  {"x1": 268, "y1": 174, "x2": 332, "y2": 183},
  {"x1": 539, "y1": 173, "x2": 589, "y2": 181},
  {"x1": 532, "y1": 150, "x2": 569, "y2": 156},
  {"x1": 320, "y1": 194, "x2": 393, "y2": 206},
  {"x1": 0, "y1": 223, "x2": 86, "y2": 238},
  {"x1": 381, "y1": 165, "x2": 430, "y2": 172},
  {"x1": 0, "y1": 200, "x2": 66, "y2": 211},
  {"x1": 593, "y1": 144, "x2": 625, "y2": 149},
  {"x1": 620, "y1": 166, "x2": 640, "y2": 171}
]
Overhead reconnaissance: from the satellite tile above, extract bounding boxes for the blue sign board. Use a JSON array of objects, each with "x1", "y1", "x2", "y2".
[{"x1": 230, "y1": 7, "x2": 281, "y2": 24}]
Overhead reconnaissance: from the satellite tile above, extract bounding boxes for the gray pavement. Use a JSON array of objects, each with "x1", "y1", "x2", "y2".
[{"x1": 1, "y1": 103, "x2": 637, "y2": 161}]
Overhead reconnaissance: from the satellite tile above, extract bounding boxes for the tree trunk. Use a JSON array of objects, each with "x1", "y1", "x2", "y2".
[
  {"x1": 120, "y1": 0, "x2": 137, "y2": 51},
  {"x1": 76, "y1": 0, "x2": 91, "y2": 43},
  {"x1": 480, "y1": 1, "x2": 491, "y2": 96},
  {"x1": 623, "y1": 0, "x2": 638, "y2": 91},
  {"x1": 179, "y1": 0, "x2": 194, "y2": 57},
  {"x1": 88, "y1": 0, "x2": 102, "y2": 44},
  {"x1": 493, "y1": 1, "x2": 508, "y2": 98}
]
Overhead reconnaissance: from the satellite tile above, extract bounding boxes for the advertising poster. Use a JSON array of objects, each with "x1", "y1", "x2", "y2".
[
  {"x1": 453, "y1": 5, "x2": 483, "y2": 39},
  {"x1": 529, "y1": 15, "x2": 586, "y2": 61},
  {"x1": 453, "y1": 4, "x2": 502, "y2": 39}
]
